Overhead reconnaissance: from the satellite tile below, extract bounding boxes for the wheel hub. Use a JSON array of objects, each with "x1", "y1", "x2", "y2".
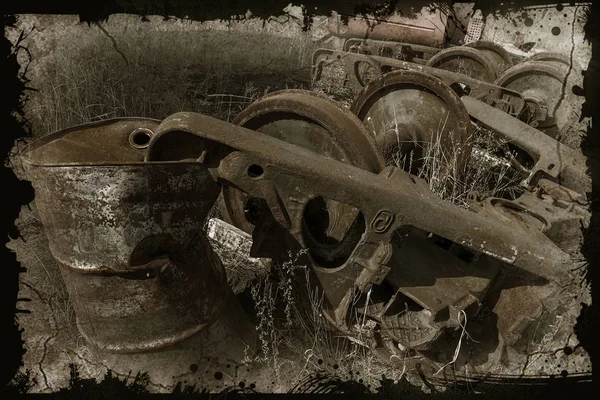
[{"x1": 221, "y1": 89, "x2": 386, "y2": 268}]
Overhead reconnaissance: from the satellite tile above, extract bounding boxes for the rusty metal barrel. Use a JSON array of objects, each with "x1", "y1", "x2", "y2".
[{"x1": 21, "y1": 118, "x2": 256, "y2": 362}]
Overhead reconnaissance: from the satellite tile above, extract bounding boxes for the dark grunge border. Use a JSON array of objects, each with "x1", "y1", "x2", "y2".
[{"x1": 1, "y1": 1, "x2": 596, "y2": 398}]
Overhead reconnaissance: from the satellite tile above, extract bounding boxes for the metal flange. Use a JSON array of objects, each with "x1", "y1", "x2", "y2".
[
  {"x1": 426, "y1": 46, "x2": 498, "y2": 83},
  {"x1": 464, "y1": 40, "x2": 514, "y2": 75},
  {"x1": 351, "y1": 69, "x2": 473, "y2": 177}
]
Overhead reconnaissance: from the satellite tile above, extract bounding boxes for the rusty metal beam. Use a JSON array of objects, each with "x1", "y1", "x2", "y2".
[
  {"x1": 147, "y1": 111, "x2": 573, "y2": 307},
  {"x1": 327, "y1": 12, "x2": 447, "y2": 47},
  {"x1": 312, "y1": 48, "x2": 525, "y2": 113},
  {"x1": 462, "y1": 95, "x2": 593, "y2": 196}
]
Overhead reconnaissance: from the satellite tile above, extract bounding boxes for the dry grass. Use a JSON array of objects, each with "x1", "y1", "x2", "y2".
[
  {"x1": 25, "y1": 25, "x2": 318, "y2": 135},
  {"x1": 311, "y1": 63, "x2": 356, "y2": 107},
  {"x1": 245, "y1": 250, "x2": 399, "y2": 390},
  {"x1": 7, "y1": 202, "x2": 81, "y2": 349},
  {"x1": 417, "y1": 126, "x2": 528, "y2": 208},
  {"x1": 453, "y1": 59, "x2": 476, "y2": 78},
  {"x1": 384, "y1": 117, "x2": 528, "y2": 208}
]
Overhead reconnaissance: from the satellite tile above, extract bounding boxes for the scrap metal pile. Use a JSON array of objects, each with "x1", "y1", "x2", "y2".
[{"x1": 20, "y1": 12, "x2": 593, "y2": 383}]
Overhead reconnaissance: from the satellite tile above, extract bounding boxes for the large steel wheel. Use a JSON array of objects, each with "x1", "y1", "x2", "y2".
[
  {"x1": 350, "y1": 70, "x2": 473, "y2": 177},
  {"x1": 220, "y1": 89, "x2": 386, "y2": 267},
  {"x1": 464, "y1": 40, "x2": 513, "y2": 75},
  {"x1": 526, "y1": 52, "x2": 574, "y2": 68},
  {"x1": 494, "y1": 61, "x2": 579, "y2": 140},
  {"x1": 426, "y1": 46, "x2": 497, "y2": 82}
]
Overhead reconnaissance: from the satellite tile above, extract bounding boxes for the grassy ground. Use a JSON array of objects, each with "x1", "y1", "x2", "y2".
[{"x1": 25, "y1": 25, "x2": 318, "y2": 136}]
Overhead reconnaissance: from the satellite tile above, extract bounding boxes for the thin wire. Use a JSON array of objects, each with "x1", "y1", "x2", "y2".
[{"x1": 433, "y1": 309, "x2": 468, "y2": 376}]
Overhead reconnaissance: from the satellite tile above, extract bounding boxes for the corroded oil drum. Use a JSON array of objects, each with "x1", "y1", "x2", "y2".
[{"x1": 21, "y1": 118, "x2": 256, "y2": 357}]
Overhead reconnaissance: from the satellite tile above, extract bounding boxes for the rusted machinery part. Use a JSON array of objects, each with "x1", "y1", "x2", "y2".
[
  {"x1": 469, "y1": 189, "x2": 589, "y2": 253},
  {"x1": 21, "y1": 117, "x2": 159, "y2": 167},
  {"x1": 311, "y1": 48, "x2": 342, "y2": 83},
  {"x1": 494, "y1": 61, "x2": 578, "y2": 140},
  {"x1": 222, "y1": 89, "x2": 386, "y2": 266},
  {"x1": 146, "y1": 104, "x2": 573, "y2": 338},
  {"x1": 526, "y1": 51, "x2": 574, "y2": 68},
  {"x1": 461, "y1": 96, "x2": 592, "y2": 197},
  {"x1": 311, "y1": 49, "x2": 524, "y2": 116},
  {"x1": 227, "y1": 88, "x2": 488, "y2": 352},
  {"x1": 381, "y1": 310, "x2": 441, "y2": 349},
  {"x1": 355, "y1": 297, "x2": 444, "y2": 351},
  {"x1": 343, "y1": 38, "x2": 443, "y2": 55},
  {"x1": 377, "y1": 227, "x2": 502, "y2": 351},
  {"x1": 350, "y1": 69, "x2": 473, "y2": 176},
  {"x1": 525, "y1": 51, "x2": 584, "y2": 94},
  {"x1": 343, "y1": 38, "x2": 441, "y2": 63},
  {"x1": 426, "y1": 46, "x2": 498, "y2": 83},
  {"x1": 311, "y1": 47, "x2": 372, "y2": 89},
  {"x1": 140, "y1": 100, "x2": 587, "y2": 367},
  {"x1": 327, "y1": 13, "x2": 446, "y2": 47},
  {"x1": 464, "y1": 40, "x2": 513, "y2": 75},
  {"x1": 21, "y1": 118, "x2": 257, "y2": 355}
]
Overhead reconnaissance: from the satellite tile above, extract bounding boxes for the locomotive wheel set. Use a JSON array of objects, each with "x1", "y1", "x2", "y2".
[
  {"x1": 313, "y1": 39, "x2": 584, "y2": 143},
  {"x1": 305, "y1": 39, "x2": 591, "y2": 369},
  {"x1": 20, "y1": 36, "x2": 592, "y2": 384}
]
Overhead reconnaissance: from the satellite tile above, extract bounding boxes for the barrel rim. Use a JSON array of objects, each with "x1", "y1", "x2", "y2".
[{"x1": 19, "y1": 117, "x2": 186, "y2": 168}]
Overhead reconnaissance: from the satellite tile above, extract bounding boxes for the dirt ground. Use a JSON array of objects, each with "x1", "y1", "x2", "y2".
[{"x1": 5, "y1": 5, "x2": 593, "y2": 395}]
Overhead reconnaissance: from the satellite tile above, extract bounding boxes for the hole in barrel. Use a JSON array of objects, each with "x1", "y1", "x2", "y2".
[
  {"x1": 129, "y1": 128, "x2": 154, "y2": 149},
  {"x1": 247, "y1": 164, "x2": 264, "y2": 178}
]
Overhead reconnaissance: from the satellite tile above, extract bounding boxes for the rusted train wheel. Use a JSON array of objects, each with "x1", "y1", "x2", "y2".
[
  {"x1": 464, "y1": 40, "x2": 514, "y2": 75},
  {"x1": 526, "y1": 51, "x2": 573, "y2": 68},
  {"x1": 221, "y1": 89, "x2": 386, "y2": 267},
  {"x1": 494, "y1": 61, "x2": 578, "y2": 140},
  {"x1": 426, "y1": 46, "x2": 498, "y2": 82},
  {"x1": 351, "y1": 69, "x2": 473, "y2": 177}
]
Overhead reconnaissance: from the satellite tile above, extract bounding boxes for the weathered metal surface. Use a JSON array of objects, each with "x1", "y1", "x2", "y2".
[
  {"x1": 221, "y1": 91, "x2": 385, "y2": 270},
  {"x1": 207, "y1": 217, "x2": 271, "y2": 294},
  {"x1": 464, "y1": 40, "x2": 514, "y2": 75},
  {"x1": 145, "y1": 97, "x2": 575, "y2": 344},
  {"x1": 327, "y1": 11, "x2": 447, "y2": 47},
  {"x1": 378, "y1": 229, "x2": 501, "y2": 349},
  {"x1": 493, "y1": 61, "x2": 577, "y2": 139},
  {"x1": 11, "y1": 12, "x2": 593, "y2": 392},
  {"x1": 526, "y1": 52, "x2": 574, "y2": 68},
  {"x1": 469, "y1": 187, "x2": 589, "y2": 254},
  {"x1": 19, "y1": 90, "x2": 588, "y2": 370},
  {"x1": 337, "y1": 60, "x2": 591, "y2": 198},
  {"x1": 223, "y1": 89, "x2": 385, "y2": 240},
  {"x1": 311, "y1": 49, "x2": 527, "y2": 119},
  {"x1": 350, "y1": 69, "x2": 473, "y2": 175},
  {"x1": 426, "y1": 46, "x2": 498, "y2": 82},
  {"x1": 21, "y1": 118, "x2": 256, "y2": 355},
  {"x1": 345, "y1": 70, "x2": 590, "y2": 350},
  {"x1": 343, "y1": 38, "x2": 441, "y2": 64},
  {"x1": 461, "y1": 95, "x2": 593, "y2": 197}
]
